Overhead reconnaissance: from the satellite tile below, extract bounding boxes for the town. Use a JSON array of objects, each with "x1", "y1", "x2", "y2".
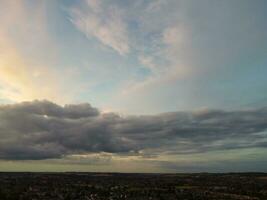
[{"x1": 0, "y1": 172, "x2": 266, "y2": 200}]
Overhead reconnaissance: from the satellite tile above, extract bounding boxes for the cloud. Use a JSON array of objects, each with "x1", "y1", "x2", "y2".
[
  {"x1": 0, "y1": 100, "x2": 267, "y2": 160},
  {"x1": 113, "y1": 2, "x2": 192, "y2": 107},
  {"x1": 138, "y1": 55, "x2": 157, "y2": 72},
  {"x1": 110, "y1": 0, "x2": 267, "y2": 115},
  {"x1": 163, "y1": 26, "x2": 185, "y2": 46},
  {"x1": 69, "y1": 0, "x2": 130, "y2": 55}
]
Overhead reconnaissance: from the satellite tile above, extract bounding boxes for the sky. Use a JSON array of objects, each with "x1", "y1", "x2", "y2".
[{"x1": 0, "y1": 0, "x2": 267, "y2": 173}]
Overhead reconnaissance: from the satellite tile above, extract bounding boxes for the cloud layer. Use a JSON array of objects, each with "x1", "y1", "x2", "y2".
[{"x1": 1, "y1": 100, "x2": 267, "y2": 160}]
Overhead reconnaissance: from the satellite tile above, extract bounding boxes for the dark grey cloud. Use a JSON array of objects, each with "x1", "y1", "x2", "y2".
[{"x1": 0, "y1": 100, "x2": 267, "y2": 160}]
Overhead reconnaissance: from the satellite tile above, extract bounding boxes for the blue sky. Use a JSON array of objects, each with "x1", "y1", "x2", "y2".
[
  {"x1": 0, "y1": 0, "x2": 267, "y2": 172},
  {"x1": 1, "y1": 0, "x2": 266, "y2": 114}
]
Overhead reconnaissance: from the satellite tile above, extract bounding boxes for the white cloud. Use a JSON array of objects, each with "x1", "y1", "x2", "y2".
[
  {"x1": 163, "y1": 26, "x2": 185, "y2": 46},
  {"x1": 70, "y1": 0, "x2": 130, "y2": 55},
  {"x1": 121, "y1": 24, "x2": 190, "y2": 102},
  {"x1": 138, "y1": 55, "x2": 157, "y2": 71}
]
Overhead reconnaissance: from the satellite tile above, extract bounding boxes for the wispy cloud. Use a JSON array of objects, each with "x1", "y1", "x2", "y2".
[
  {"x1": 138, "y1": 55, "x2": 157, "y2": 72},
  {"x1": 69, "y1": 0, "x2": 130, "y2": 55}
]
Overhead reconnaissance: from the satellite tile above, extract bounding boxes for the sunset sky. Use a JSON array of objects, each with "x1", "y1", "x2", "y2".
[{"x1": 0, "y1": 0, "x2": 267, "y2": 172}]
